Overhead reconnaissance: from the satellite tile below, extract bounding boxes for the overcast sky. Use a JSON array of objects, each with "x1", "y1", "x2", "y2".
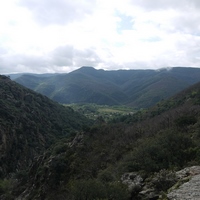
[{"x1": 1, "y1": 0, "x2": 200, "y2": 74}]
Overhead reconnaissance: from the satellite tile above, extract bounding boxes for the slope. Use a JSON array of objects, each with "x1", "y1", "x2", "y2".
[
  {"x1": 0, "y1": 75, "x2": 92, "y2": 179},
  {"x1": 8, "y1": 80, "x2": 200, "y2": 200},
  {"x1": 16, "y1": 67, "x2": 128, "y2": 105},
  {"x1": 14, "y1": 66, "x2": 200, "y2": 108}
]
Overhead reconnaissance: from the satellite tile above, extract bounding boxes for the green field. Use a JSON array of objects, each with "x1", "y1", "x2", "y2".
[{"x1": 65, "y1": 103, "x2": 136, "y2": 121}]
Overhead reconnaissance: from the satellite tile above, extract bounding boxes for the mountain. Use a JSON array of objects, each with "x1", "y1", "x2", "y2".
[
  {"x1": 9, "y1": 73, "x2": 63, "y2": 80},
  {"x1": 13, "y1": 66, "x2": 200, "y2": 108},
  {"x1": 0, "y1": 75, "x2": 91, "y2": 179},
  {"x1": 2, "y1": 79, "x2": 200, "y2": 199}
]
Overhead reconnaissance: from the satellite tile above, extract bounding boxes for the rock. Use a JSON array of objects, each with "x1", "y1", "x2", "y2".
[
  {"x1": 176, "y1": 166, "x2": 200, "y2": 179},
  {"x1": 167, "y1": 166, "x2": 200, "y2": 200},
  {"x1": 139, "y1": 188, "x2": 159, "y2": 200},
  {"x1": 168, "y1": 174, "x2": 200, "y2": 200},
  {"x1": 121, "y1": 172, "x2": 143, "y2": 192},
  {"x1": 69, "y1": 133, "x2": 84, "y2": 147},
  {"x1": 121, "y1": 170, "x2": 176, "y2": 200}
]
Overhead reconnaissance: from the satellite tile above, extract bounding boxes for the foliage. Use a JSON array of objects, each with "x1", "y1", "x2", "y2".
[
  {"x1": 123, "y1": 130, "x2": 197, "y2": 172},
  {"x1": 149, "y1": 169, "x2": 177, "y2": 192},
  {"x1": 0, "y1": 75, "x2": 92, "y2": 178},
  {"x1": 4, "y1": 73, "x2": 200, "y2": 199},
  {"x1": 0, "y1": 179, "x2": 13, "y2": 199},
  {"x1": 175, "y1": 115, "x2": 197, "y2": 127},
  {"x1": 69, "y1": 179, "x2": 129, "y2": 200}
]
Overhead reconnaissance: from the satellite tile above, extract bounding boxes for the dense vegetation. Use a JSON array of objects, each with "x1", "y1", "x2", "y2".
[
  {"x1": 0, "y1": 75, "x2": 92, "y2": 179},
  {"x1": 13, "y1": 66, "x2": 200, "y2": 108},
  {"x1": 2, "y1": 74, "x2": 200, "y2": 199}
]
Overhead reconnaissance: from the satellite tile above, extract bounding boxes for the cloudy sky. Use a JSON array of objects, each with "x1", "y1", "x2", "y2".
[{"x1": 1, "y1": 0, "x2": 200, "y2": 74}]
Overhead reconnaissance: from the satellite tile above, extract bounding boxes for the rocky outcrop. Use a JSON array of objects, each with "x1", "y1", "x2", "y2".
[
  {"x1": 121, "y1": 170, "x2": 177, "y2": 200},
  {"x1": 121, "y1": 167, "x2": 200, "y2": 200},
  {"x1": 167, "y1": 166, "x2": 200, "y2": 200},
  {"x1": 121, "y1": 172, "x2": 143, "y2": 194}
]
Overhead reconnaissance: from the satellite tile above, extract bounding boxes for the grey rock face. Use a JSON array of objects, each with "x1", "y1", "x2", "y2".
[
  {"x1": 121, "y1": 172, "x2": 143, "y2": 192},
  {"x1": 168, "y1": 166, "x2": 200, "y2": 200},
  {"x1": 121, "y1": 170, "x2": 176, "y2": 200}
]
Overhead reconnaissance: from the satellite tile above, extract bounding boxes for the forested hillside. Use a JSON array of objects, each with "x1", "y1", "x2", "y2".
[
  {"x1": 0, "y1": 75, "x2": 91, "y2": 179},
  {"x1": 2, "y1": 76, "x2": 200, "y2": 199},
  {"x1": 13, "y1": 66, "x2": 200, "y2": 108}
]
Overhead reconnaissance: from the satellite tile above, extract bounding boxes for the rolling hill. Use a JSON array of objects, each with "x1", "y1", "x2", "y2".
[{"x1": 13, "y1": 66, "x2": 200, "y2": 108}]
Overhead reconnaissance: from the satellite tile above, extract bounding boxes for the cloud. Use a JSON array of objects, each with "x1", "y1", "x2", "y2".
[
  {"x1": 18, "y1": 0, "x2": 97, "y2": 25},
  {"x1": 132, "y1": 0, "x2": 200, "y2": 11},
  {"x1": 171, "y1": 12, "x2": 200, "y2": 35},
  {"x1": 0, "y1": 0, "x2": 200, "y2": 74},
  {"x1": 50, "y1": 45, "x2": 74, "y2": 66},
  {"x1": 50, "y1": 45, "x2": 102, "y2": 67},
  {"x1": 124, "y1": 0, "x2": 200, "y2": 35},
  {"x1": 0, "y1": 45, "x2": 103, "y2": 73},
  {"x1": 0, "y1": 53, "x2": 49, "y2": 73}
]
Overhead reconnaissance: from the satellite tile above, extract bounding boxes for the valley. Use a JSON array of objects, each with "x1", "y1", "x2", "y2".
[
  {"x1": 1, "y1": 68, "x2": 200, "y2": 199},
  {"x1": 12, "y1": 66, "x2": 200, "y2": 109},
  {"x1": 1, "y1": 0, "x2": 200, "y2": 198},
  {"x1": 66, "y1": 103, "x2": 136, "y2": 121}
]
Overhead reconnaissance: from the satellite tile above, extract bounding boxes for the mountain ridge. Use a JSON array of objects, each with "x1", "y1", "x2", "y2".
[{"x1": 13, "y1": 66, "x2": 200, "y2": 108}]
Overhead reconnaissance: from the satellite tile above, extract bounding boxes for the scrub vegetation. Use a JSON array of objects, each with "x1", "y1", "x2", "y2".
[{"x1": 1, "y1": 75, "x2": 200, "y2": 199}]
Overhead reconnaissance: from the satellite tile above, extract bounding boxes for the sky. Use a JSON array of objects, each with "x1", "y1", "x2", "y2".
[{"x1": 1, "y1": 0, "x2": 200, "y2": 74}]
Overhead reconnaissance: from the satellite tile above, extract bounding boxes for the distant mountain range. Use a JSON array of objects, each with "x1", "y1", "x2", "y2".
[{"x1": 12, "y1": 66, "x2": 200, "y2": 108}]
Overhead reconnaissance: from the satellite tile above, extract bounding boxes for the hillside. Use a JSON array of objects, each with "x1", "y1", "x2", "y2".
[
  {"x1": 13, "y1": 66, "x2": 200, "y2": 108},
  {"x1": 0, "y1": 75, "x2": 92, "y2": 179},
  {"x1": 2, "y1": 79, "x2": 200, "y2": 199}
]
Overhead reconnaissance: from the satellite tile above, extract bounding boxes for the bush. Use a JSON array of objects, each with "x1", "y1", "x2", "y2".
[
  {"x1": 0, "y1": 179, "x2": 13, "y2": 199},
  {"x1": 175, "y1": 115, "x2": 197, "y2": 128},
  {"x1": 97, "y1": 168, "x2": 115, "y2": 183},
  {"x1": 123, "y1": 130, "x2": 195, "y2": 172},
  {"x1": 69, "y1": 179, "x2": 106, "y2": 200},
  {"x1": 150, "y1": 169, "x2": 177, "y2": 191},
  {"x1": 69, "y1": 179, "x2": 129, "y2": 200}
]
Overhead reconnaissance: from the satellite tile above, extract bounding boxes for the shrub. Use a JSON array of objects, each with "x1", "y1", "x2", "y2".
[
  {"x1": 0, "y1": 179, "x2": 13, "y2": 199},
  {"x1": 175, "y1": 115, "x2": 197, "y2": 127},
  {"x1": 123, "y1": 130, "x2": 195, "y2": 172},
  {"x1": 69, "y1": 179, "x2": 129, "y2": 200}
]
